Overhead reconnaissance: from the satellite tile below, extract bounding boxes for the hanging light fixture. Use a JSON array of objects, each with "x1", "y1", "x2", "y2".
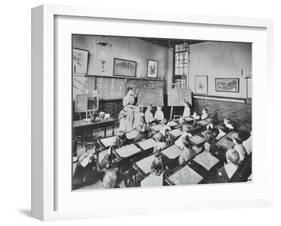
[{"x1": 95, "y1": 36, "x2": 112, "y2": 73}]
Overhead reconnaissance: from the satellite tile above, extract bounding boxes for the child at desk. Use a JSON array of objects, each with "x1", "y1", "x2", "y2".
[
  {"x1": 192, "y1": 112, "x2": 200, "y2": 120},
  {"x1": 145, "y1": 105, "x2": 154, "y2": 125},
  {"x1": 159, "y1": 118, "x2": 171, "y2": 137},
  {"x1": 201, "y1": 108, "x2": 209, "y2": 120},
  {"x1": 217, "y1": 149, "x2": 240, "y2": 182},
  {"x1": 141, "y1": 156, "x2": 166, "y2": 187},
  {"x1": 175, "y1": 124, "x2": 193, "y2": 150},
  {"x1": 154, "y1": 106, "x2": 164, "y2": 123},
  {"x1": 133, "y1": 122, "x2": 147, "y2": 143},
  {"x1": 153, "y1": 132, "x2": 167, "y2": 153},
  {"x1": 216, "y1": 124, "x2": 227, "y2": 140},
  {"x1": 224, "y1": 118, "x2": 235, "y2": 132},
  {"x1": 115, "y1": 130, "x2": 128, "y2": 148},
  {"x1": 232, "y1": 133, "x2": 246, "y2": 163},
  {"x1": 178, "y1": 136, "x2": 195, "y2": 166},
  {"x1": 203, "y1": 131, "x2": 216, "y2": 153}
]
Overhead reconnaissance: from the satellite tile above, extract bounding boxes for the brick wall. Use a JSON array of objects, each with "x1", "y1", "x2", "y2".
[
  {"x1": 193, "y1": 97, "x2": 252, "y2": 127},
  {"x1": 99, "y1": 99, "x2": 123, "y2": 120}
]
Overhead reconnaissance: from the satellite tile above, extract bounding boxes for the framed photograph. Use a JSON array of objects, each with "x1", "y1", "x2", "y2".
[
  {"x1": 215, "y1": 78, "x2": 240, "y2": 93},
  {"x1": 31, "y1": 4, "x2": 273, "y2": 221},
  {"x1": 195, "y1": 75, "x2": 208, "y2": 94},
  {"x1": 147, "y1": 59, "x2": 158, "y2": 78},
  {"x1": 113, "y1": 58, "x2": 137, "y2": 77},
  {"x1": 72, "y1": 48, "x2": 89, "y2": 75}
]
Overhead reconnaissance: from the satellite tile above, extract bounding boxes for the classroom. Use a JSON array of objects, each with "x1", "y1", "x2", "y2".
[{"x1": 72, "y1": 34, "x2": 252, "y2": 190}]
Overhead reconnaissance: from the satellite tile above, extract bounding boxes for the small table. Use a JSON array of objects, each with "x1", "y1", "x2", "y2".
[
  {"x1": 100, "y1": 136, "x2": 116, "y2": 148},
  {"x1": 73, "y1": 118, "x2": 117, "y2": 138},
  {"x1": 193, "y1": 151, "x2": 219, "y2": 171},
  {"x1": 216, "y1": 137, "x2": 234, "y2": 150},
  {"x1": 134, "y1": 154, "x2": 156, "y2": 176},
  {"x1": 137, "y1": 139, "x2": 157, "y2": 151},
  {"x1": 161, "y1": 145, "x2": 182, "y2": 159},
  {"x1": 114, "y1": 144, "x2": 142, "y2": 159},
  {"x1": 189, "y1": 134, "x2": 206, "y2": 146},
  {"x1": 168, "y1": 128, "x2": 183, "y2": 139}
]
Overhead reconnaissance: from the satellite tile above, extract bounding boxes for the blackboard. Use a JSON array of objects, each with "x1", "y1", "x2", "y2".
[{"x1": 126, "y1": 79, "x2": 164, "y2": 106}]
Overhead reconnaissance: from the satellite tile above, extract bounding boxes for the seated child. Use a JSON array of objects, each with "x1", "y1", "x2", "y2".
[
  {"x1": 224, "y1": 118, "x2": 235, "y2": 131},
  {"x1": 216, "y1": 124, "x2": 227, "y2": 140},
  {"x1": 159, "y1": 118, "x2": 171, "y2": 137},
  {"x1": 178, "y1": 136, "x2": 195, "y2": 166},
  {"x1": 182, "y1": 101, "x2": 191, "y2": 118},
  {"x1": 175, "y1": 124, "x2": 193, "y2": 150},
  {"x1": 242, "y1": 130, "x2": 252, "y2": 155},
  {"x1": 133, "y1": 122, "x2": 147, "y2": 143},
  {"x1": 133, "y1": 106, "x2": 145, "y2": 130},
  {"x1": 192, "y1": 112, "x2": 200, "y2": 120},
  {"x1": 192, "y1": 140, "x2": 205, "y2": 154},
  {"x1": 201, "y1": 108, "x2": 209, "y2": 120},
  {"x1": 153, "y1": 132, "x2": 167, "y2": 153},
  {"x1": 232, "y1": 133, "x2": 246, "y2": 163},
  {"x1": 102, "y1": 168, "x2": 119, "y2": 189},
  {"x1": 154, "y1": 106, "x2": 164, "y2": 123},
  {"x1": 217, "y1": 149, "x2": 240, "y2": 182},
  {"x1": 115, "y1": 129, "x2": 128, "y2": 148},
  {"x1": 118, "y1": 109, "x2": 127, "y2": 132},
  {"x1": 203, "y1": 131, "x2": 216, "y2": 153},
  {"x1": 141, "y1": 156, "x2": 165, "y2": 187},
  {"x1": 145, "y1": 105, "x2": 154, "y2": 125}
]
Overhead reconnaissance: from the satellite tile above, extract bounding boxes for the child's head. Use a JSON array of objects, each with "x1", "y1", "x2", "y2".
[
  {"x1": 146, "y1": 105, "x2": 152, "y2": 111},
  {"x1": 157, "y1": 106, "x2": 162, "y2": 111},
  {"x1": 232, "y1": 133, "x2": 242, "y2": 145},
  {"x1": 162, "y1": 118, "x2": 168, "y2": 125},
  {"x1": 151, "y1": 156, "x2": 164, "y2": 176},
  {"x1": 153, "y1": 132, "x2": 164, "y2": 142},
  {"x1": 183, "y1": 124, "x2": 193, "y2": 133},
  {"x1": 226, "y1": 149, "x2": 240, "y2": 165},
  {"x1": 217, "y1": 124, "x2": 226, "y2": 133},
  {"x1": 202, "y1": 108, "x2": 208, "y2": 115},
  {"x1": 102, "y1": 169, "x2": 118, "y2": 188},
  {"x1": 204, "y1": 131, "x2": 215, "y2": 144},
  {"x1": 126, "y1": 87, "x2": 134, "y2": 96},
  {"x1": 117, "y1": 129, "x2": 126, "y2": 139}
]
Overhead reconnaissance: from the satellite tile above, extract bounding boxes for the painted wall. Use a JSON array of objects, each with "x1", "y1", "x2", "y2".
[
  {"x1": 72, "y1": 35, "x2": 169, "y2": 79},
  {"x1": 189, "y1": 41, "x2": 252, "y2": 98}
]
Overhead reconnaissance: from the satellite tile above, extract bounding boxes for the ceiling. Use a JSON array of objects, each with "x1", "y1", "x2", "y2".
[{"x1": 140, "y1": 38, "x2": 204, "y2": 48}]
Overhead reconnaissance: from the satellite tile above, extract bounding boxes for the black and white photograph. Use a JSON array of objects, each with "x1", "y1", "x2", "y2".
[{"x1": 72, "y1": 34, "x2": 252, "y2": 191}]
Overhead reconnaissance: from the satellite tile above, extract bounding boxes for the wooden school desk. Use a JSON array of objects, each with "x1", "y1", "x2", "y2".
[
  {"x1": 168, "y1": 128, "x2": 183, "y2": 139},
  {"x1": 73, "y1": 118, "x2": 117, "y2": 138}
]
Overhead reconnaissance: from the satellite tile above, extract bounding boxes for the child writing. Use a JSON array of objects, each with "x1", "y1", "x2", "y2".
[
  {"x1": 216, "y1": 124, "x2": 227, "y2": 140},
  {"x1": 153, "y1": 132, "x2": 167, "y2": 154},
  {"x1": 175, "y1": 124, "x2": 193, "y2": 150},
  {"x1": 201, "y1": 108, "x2": 209, "y2": 120}
]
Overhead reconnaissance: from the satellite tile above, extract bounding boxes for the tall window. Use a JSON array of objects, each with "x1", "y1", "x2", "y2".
[{"x1": 174, "y1": 42, "x2": 189, "y2": 87}]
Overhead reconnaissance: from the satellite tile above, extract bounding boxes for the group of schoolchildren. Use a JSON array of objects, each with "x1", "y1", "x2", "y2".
[{"x1": 73, "y1": 101, "x2": 252, "y2": 189}]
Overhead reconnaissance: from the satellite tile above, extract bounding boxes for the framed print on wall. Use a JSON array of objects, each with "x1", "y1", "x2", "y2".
[
  {"x1": 195, "y1": 75, "x2": 208, "y2": 94},
  {"x1": 215, "y1": 78, "x2": 240, "y2": 93},
  {"x1": 31, "y1": 4, "x2": 274, "y2": 221},
  {"x1": 72, "y1": 48, "x2": 89, "y2": 75},
  {"x1": 147, "y1": 59, "x2": 158, "y2": 78},
  {"x1": 113, "y1": 58, "x2": 137, "y2": 77}
]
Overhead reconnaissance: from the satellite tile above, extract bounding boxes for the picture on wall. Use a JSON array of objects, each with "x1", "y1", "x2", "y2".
[
  {"x1": 113, "y1": 58, "x2": 137, "y2": 77},
  {"x1": 72, "y1": 48, "x2": 89, "y2": 75},
  {"x1": 147, "y1": 59, "x2": 158, "y2": 78},
  {"x1": 215, "y1": 78, "x2": 239, "y2": 93},
  {"x1": 195, "y1": 75, "x2": 208, "y2": 94}
]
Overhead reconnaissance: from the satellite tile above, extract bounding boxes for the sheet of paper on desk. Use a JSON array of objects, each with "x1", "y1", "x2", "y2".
[
  {"x1": 100, "y1": 136, "x2": 116, "y2": 147},
  {"x1": 217, "y1": 138, "x2": 234, "y2": 149},
  {"x1": 126, "y1": 130, "x2": 138, "y2": 139},
  {"x1": 190, "y1": 135, "x2": 205, "y2": 145},
  {"x1": 169, "y1": 129, "x2": 183, "y2": 138},
  {"x1": 167, "y1": 121, "x2": 178, "y2": 127},
  {"x1": 193, "y1": 151, "x2": 219, "y2": 171},
  {"x1": 151, "y1": 124, "x2": 163, "y2": 132},
  {"x1": 135, "y1": 155, "x2": 155, "y2": 175},
  {"x1": 138, "y1": 139, "x2": 157, "y2": 150},
  {"x1": 161, "y1": 145, "x2": 182, "y2": 159},
  {"x1": 115, "y1": 144, "x2": 141, "y2": 158},
  {"x1": 169, "y1": 165, "x2": 203, "y2": 185}
]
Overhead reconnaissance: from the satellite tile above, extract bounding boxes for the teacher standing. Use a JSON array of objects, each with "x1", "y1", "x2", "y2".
[{"x1": 122, "y1": 87, "x2": 138, "y2": 132}]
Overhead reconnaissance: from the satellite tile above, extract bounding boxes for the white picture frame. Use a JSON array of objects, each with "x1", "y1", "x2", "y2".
[{"x1": 31, "y1": 4, "x2": 274, "y2": 221}]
